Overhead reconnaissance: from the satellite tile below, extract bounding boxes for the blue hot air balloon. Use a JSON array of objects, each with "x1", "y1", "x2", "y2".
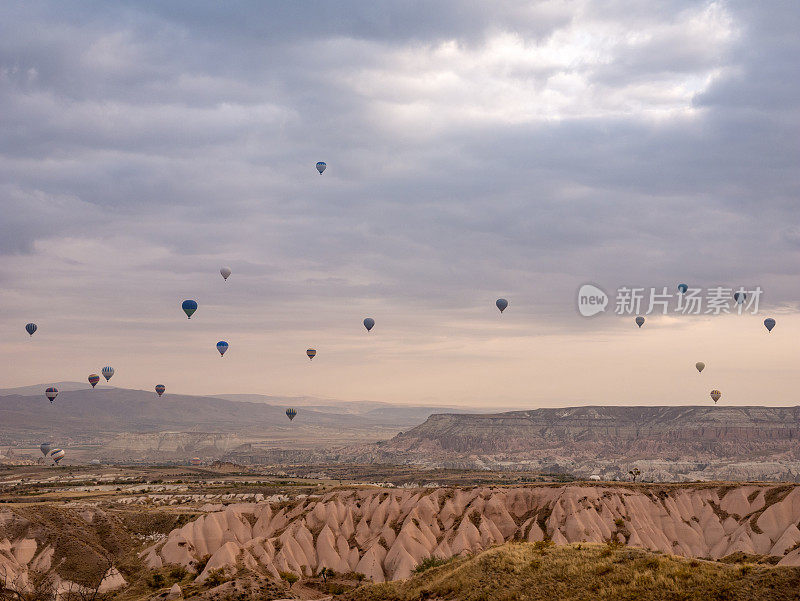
[
  {"x1": 182, "y1": 300, "x2": 198, "y2": 319},
  {"x1": 496, "y1": 299, "x2": 508, "y2": 313},
  {"x1": 155, "y1": 384, "x2": 166, "y2": 397},
  {"x1": 677, "y1": 283, "x2": 688, "y2": 294},
  {"x1": 363, "y1": 318, "x2": 375, "y2": 332},
  {"x1": 635, "y1": 316, "x2": 645, "y2": 328},
  {"x1": 102, "y1": 366, "x2": 114, "y2": 381},
  {"x1": 286, "y1": 408, "x2": 297, "y2": 421},
  {"x1": 316, "y1": 162, "x2": 326, "y2": 175},
  {"x1": 25, "y1": 323, "x2": 37, "y2": 336},
  {"x1": 764, "y1": 318, "x2": 776, "y2": 332},
  {"x1": 216, "y1": 341, "x2": 229, "y2": 356},
  {"x1": 307, "y1": 349, "x2": 316, "y2": 360},
  {"x1": 45, "y1": 387, "x2": 58, "y2": 403}
]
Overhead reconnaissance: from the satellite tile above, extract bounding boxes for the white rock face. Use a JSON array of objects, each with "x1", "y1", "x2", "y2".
[{"x1": 139, "y1": 484, "x2": 800, "y2": 581}]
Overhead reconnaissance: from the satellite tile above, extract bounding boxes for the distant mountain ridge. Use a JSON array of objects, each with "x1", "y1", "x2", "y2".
[{"x1": 344, "y1": 405, "x2": 800, "y2": 481}]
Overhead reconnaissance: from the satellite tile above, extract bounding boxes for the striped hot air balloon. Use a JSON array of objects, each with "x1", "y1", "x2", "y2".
[
  {"x1": 25, "y1": 323, "x2": 37, "y2": 336},
  {"x1": 306, "y1": 349, "x2": 316, "y2": 360},
  {"x1": 47, "y1": 449, "x2": 65, "y2": 464},
  {"x1": 710, "y1": 390, "x2": 722, "y2": 403},
  {"x1": 45, "y1": 387, "x2": 58, "y2": 403},
  {"x1": 316, "y1": 161, "x2": 326, "y2": 174},
  {"x1": 286, "y1": 408, "x2": 297, "y2": 421},
  {"x1": 155, "y1": 384, "x2": 165, "y2": 397},
  {"x1": 102, "y1": 366, "x2": 114, "y2": 381},
  {"x1": 88, "y1": 374, "x2": 100, "y2": 388}
]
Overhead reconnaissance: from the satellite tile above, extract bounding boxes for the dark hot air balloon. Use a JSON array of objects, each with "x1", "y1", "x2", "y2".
[
  {"x1": 45, "y1": 387, "x2": 58, "y2": 403},
  {"x1": 25, "y1": 323, "x2": 37, "y2": 336},
  {"x1": 286, "y1": 408, "x2": 297, "y2": 421},
  {"x1": 363, "y1": 318, "x2": 375, "y2": 332},
  {"x1": 155, "y1": 384, "x2": 165, "y2": 397},
  {"x1": 316, "y1": 162, "x2": 326, "y2": 174},
  {"x1": 635, "y1": 316, "x2": 645, "y2": 328},
  {"x1": 764, "y1": 318, "x2": 776, "y2": 332},
  {"x1": 307, "y1": 349, "x2": 316, "y2": 360},
  {"x1": 496, "y1": 298, "x2": 508, "y2": 313},
  {"x1": 182, "y1": 300, "x2": 198, "y2": 319}
]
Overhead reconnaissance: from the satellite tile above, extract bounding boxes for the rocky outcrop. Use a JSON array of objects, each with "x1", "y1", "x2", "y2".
[
  {"x1": 346, "y1": 406, "x2": 800, "y2": 481},
  {"x1": 141, "y1": 484, "x2": 800, "y2": 582}
]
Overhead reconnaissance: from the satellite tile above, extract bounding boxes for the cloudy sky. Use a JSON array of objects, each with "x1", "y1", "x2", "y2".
[{"x1": 1, "y1": 1, "x2": 798, "y2": 408}]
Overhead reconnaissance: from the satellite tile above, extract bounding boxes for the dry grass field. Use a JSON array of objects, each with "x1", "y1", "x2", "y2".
[{"x1": 343, "y1": 541, "x2": 800, "y2": 601}]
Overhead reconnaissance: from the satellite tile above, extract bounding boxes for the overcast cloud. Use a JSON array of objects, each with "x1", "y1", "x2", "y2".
[{"x1": 1, "y1": 1, "x2": 798, "y2": 406}]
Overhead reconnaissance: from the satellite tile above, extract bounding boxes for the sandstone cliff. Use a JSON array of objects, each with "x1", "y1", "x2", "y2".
[{"x1": 348, "y1": 406, "x2": 800, "y2": 481}]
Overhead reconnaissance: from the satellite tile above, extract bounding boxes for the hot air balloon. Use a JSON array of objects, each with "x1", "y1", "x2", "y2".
[
  {"x1": 496, "y1": 298, "x2": 508, "y2": 313},
  {"x1": 182, "y1": 300, "x2": 198, "y2": 319},
  {"x1": 102, "y1": 366, "x2": 114, "y2": 381},
  {"x1": 635, "y1": 316, "x2": 645, "y2": 328},
  {"x1": 696, "y1": 362, "x2": 705, "y2": 373},
  {"x1": 40, "y1": 443, "x2": 51, "y2": 457},
  {"x1": 734, "y1": 291, "x2": 746, "y2": 305},
  {"x1": 216, "y1": 341, "x2": 229, "y2": 356},
  {"x1": 286, "y1": 408, "x2": 297, "y2": 421},
  {"x1": 155, "y1": 384, "x2": 165, "y2": 397},
  {"x1": 88, "y1": 374, "x2": 100, "y2": 388},
  {"x1": 316, "y1": 161, "x2": 326, "y2": 174},
  {"x1": 307, "y1": 349, "x2": 316, "y2": 360},
  {"x1": 710, "y1": 390, "x2": 721, "y2": 403},
  {"x1": 25, "y1": 323, "x2": 37, "y2": 336},
  {"x1": 678, "y1": 284, "x2": 688, "y2": 294},
  {"x1": 45, "y1": 387, "x2": 58, "y2": 403},
  {"x1": 764, "y1": 318, "x2": 776, "y2": 332},
  {"x1": 220, "y1": 267, "x2": 231, "y2": 281},
  {"x1": 47, "y1": 449, "x2": 65, "y2": 464},
  {"x1": 363, "y1": 318, "x2": 375, "y2": 332}
]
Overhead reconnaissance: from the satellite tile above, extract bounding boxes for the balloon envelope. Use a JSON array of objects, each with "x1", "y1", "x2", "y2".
[
  {"x1": 220, "y1": 267, "x2": 231, "y2": 281},
  {"x1": 182, "y1": 300, "x2": 198, "y2": 319},
  {"x1": 25, "y1": 323, "x2": 37, "y2": 336},
  {"x1": 695, "y1": 362, "x2": 705, "y2": 373},
  {"x1": 40, "y1": 443, "x2": 51, "y2": 456},
  {"x1": 677, "y1": 284, "x2": 688, "y2": 294},
  {"x1": 155, "y1": 384, "x2": 165, "y2": 397},
  {"x1": 710, "y1": 390, "x2": 721, "y2": 403},
  {"x1": 88, "y1": 374, "x2": 100, "y2": 387},
  {"x1": 635, "y1": 316, "x2": 645, "y2": 327},
  {"x1": 102, "y1": 366, "x2": 114, "y2": 381},
  {"x1": 764, "y1": 318, "x2": 776, "y2": 332},
  {"x1": 496, "y1": 298, "x2": 508, "y2": 313},
  {"x1": 316, "y1": 161, "x2": 326, "y2": 174},
  {"x1": 47, "y1": 449, "x2": 65, "y2": 464},
  {"x1": 363, "y1": 318, "x2": 375, "y2": 331},
  {"x1": 734, "y1": 292, "x2": 746, "y2": 304},
  {"x1": 307, "y1": 349, "x2": 316, "y2": 360},
  {"x1": 216, "y1": 341, "x2": 229, "y2": 356},
  {"x1": 286, "y1": 408, "x2": 297, "y2": 421},
  {"x1": 45, "y1": 387, "x2": 58, "y2": 403}
]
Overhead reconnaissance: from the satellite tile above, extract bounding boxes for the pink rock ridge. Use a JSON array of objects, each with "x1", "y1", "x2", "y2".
[{"x1": 140, "y1": 484, "x2": 800, "y2": 582}]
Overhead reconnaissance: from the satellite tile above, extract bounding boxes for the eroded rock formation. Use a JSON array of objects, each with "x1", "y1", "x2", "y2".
[{"x1": 141, "y1": 484, "x2": 800, "y2": 582}]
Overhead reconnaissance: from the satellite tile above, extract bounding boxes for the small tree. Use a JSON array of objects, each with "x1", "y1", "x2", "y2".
[{"x1": 628, "y1": 467, "x2": 641, "y2": 482}]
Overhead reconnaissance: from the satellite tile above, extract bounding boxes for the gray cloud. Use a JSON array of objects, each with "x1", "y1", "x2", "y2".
[{"x1": 1, "y1": 1, "x2": 798, "y2": 400}]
